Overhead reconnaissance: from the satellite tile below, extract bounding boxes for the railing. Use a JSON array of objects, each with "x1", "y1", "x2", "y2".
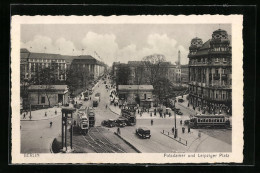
[{"x1": 161, "y1": 130, "x2": 188, "y2": 146}]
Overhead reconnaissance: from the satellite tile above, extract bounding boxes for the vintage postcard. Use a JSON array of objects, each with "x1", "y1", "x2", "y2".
[{"x1": 11, "y1": 15, "x2": 243, "y2": 164}]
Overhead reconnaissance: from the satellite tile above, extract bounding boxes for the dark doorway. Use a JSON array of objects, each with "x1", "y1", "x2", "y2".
[{"x1": 58, "y1": 94, "x2": 63, "y2": 105}]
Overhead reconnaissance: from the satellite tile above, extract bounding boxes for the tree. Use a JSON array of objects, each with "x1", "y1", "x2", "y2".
[
  {"x1": 116, "y1": 64, "x2": 131, "y2": 85},
  {"x1": 66, "y1": 68, "x2": 78, "y2": 96},
  {"x1": 36, "y1": 67, "x2": 55, "y2": 107},
  {"x1": 142, "y1": 54, "x2": 166, "y2": 85}
]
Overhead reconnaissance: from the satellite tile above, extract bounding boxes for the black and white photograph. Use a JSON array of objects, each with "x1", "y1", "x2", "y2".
[{"x1": 11, "y1": 15, "x2": 243, "y2": 164}]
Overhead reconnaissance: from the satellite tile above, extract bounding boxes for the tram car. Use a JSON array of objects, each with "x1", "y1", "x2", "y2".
[
  {"x1": 121, "y1": 108, "x2": 136, "y2": 126},
  {"x1": 75, "y1": 108, "x2": 89, "y2": 134},
  {"x1": 189, "y1": 115, "x2": 230, "y2": 129},
  {"x1": 87, "y1": 107, "x2": 96, "y2": 127}
]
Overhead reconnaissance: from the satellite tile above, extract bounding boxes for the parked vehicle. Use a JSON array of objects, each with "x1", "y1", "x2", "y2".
[
  {"x1": 102, "y1": 119, "x2": 116, "y2": 128},
  {"x1": 115, "y1": 118, "x2": 127, "y2": 127},
  {"x1": 136, "y1": 127, "x2": 151, "y2": 139},
  {"x1": 178, "y1": 98, "x2": 184, "y2": 103},
  {"x1": 175, "y1": 111, "x2": 183, "y2": 115},
  {"x1": 93, "y1": 97, "x2": 99, "y2": 107}
]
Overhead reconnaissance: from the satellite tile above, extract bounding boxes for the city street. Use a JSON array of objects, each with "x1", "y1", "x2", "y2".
[
  {"x1": 21, "y1": 76, "x2": 231, "y2": 153},
  {"x1": 79, "y1": 77, "x2": 232, "y2": 153}
]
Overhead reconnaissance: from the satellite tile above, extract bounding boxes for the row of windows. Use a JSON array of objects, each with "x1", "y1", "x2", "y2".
[
  {"x1": 197, "y1": 118, "x2": 225, "y2": 123},
  {"x1": 190, "y1": 57, "x2": 228, "y2": 64},
  {"x1": 29, "y1": 59, "x2": 66, "y2": 63},
  {"x1": 212, "y1": 47, "x2": 229, "y2": 52}
]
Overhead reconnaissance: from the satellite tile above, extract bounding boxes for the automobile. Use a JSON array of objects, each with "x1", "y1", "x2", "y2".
[
  {"x1": 178, "y1": 98, "x2": 184, "y2": 103},
  {"x1": 136, "y1": 127, "x2": 151, "y2": 139},
  {"x1": 115, "y1": 118, "x2": 127, "y2": 127},
  {"x1": 175, "y1": 111, "x2": 183, "y2": 115},
  {"x1": 101, "y1": 119, "x2": 116, "y2": 128},
  {"x1": 184, "y1": 120, "x2": 190, "y2": 125}
]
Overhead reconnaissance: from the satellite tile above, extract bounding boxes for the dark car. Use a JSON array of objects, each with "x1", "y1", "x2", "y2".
[
  {"x1": 115, "y1": 118, "x2": 127, "y2": 127},
  {"x1": 102, "y1": 119, "x2": 116, "y2": 128},
  {"x1": 175, "y1": 111, "x2": 183, "y2": 115},
  {"x1": 178, "y1": 98, "x2": 184, "y2": 103},
  {"x1": 184, "y1": 120, "x2": 190, "y2": 125},
  {"x1": 136, "y1": 127, "x2": 151, "y2": 139}
]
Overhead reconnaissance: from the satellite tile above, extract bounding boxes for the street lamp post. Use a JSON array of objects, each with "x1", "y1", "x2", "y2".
[{"x1": 174, "y1": 111, "x2": 178, "y2": 138}]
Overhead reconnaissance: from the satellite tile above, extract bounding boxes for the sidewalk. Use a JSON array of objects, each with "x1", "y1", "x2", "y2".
[
  {"x1": 20, "y1": 106, "x2": 62, "y2": 121},
  {"x1": 108, "y1": 104, "x2": 181, "y2": 120}
]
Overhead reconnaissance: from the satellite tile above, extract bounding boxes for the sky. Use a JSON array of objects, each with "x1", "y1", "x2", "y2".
[{"x1": 21, "y1": 24, "x2": 231, "y2": 66}]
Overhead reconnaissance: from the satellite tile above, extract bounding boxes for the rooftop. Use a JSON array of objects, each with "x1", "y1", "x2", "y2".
[
  {"x1": 118, "y1": 85, "x2": 154, "y2": 91},
  {"x1": 28, "y1": 85, "x2": 68, "y2": 90}
]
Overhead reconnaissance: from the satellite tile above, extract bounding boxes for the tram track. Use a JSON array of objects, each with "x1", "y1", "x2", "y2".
[{"x1": 81, "y1": 127, "x2": 126, "y2": 153}]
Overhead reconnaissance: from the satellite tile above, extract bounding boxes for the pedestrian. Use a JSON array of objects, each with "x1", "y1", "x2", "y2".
[
  {"x1": 45, "y1": 112, "x2": 47, "y2": 117},
  {"x1": 188, "y1": 126, "x2": 191, "y2": 133},
  {"x1": 106, "y1": 104, "x2": 108, "y2": 109},
  {"x1": 172, "y1": 127, "x2": 175, "y2": 134},
  {"x1": 138, "y1": 109, "x2": 139, "y2": 114},
  {"x1": 180, "y1": 120, "x2": 182, "y2": 125},
  {"x1": 90, "y1": 97, "x2": 91, "y2": 100},
  {"x1": 182, "y1": 127, "x2": 185, "y2": 133},
  {"x1": 50, "y1": 121, "x2": 53, "y2": 128},
  {"x1": 23, "y1": 113, "x2": 26, "y2": 119},
  {"x1": 55, "y1": 110, "x2": 57, "y2": 115},
  {"x1": 117, "y1": 127, "x2": 121, "y2": 135},
  {"x1": 151, "y1": 119, "x2": 153, "y2": 126}
]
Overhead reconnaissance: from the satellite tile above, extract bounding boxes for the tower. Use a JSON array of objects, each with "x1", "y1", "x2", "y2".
[{"x1": 178, "y1": 50, "x2": 181, "y2": 66}]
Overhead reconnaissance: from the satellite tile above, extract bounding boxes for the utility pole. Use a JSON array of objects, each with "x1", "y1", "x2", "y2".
[{"x1": 174, "y1": 110, "x2": 177, "y2": 138}]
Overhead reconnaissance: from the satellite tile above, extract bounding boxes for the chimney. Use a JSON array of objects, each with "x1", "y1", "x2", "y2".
[{"x1": 178, "y1": 50, "x2": 181, "y2": 66}]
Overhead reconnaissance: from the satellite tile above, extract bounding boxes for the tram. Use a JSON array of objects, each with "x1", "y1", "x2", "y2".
[
  {"x1": 75, "y1": 108, "x2": 89, "y2": 133},
  {"x1": 87, "y1": 107, "x2": 96, "y2": 127},
  {"x1": 189, "y1": 115, "x2": 230, "y2": 129}
]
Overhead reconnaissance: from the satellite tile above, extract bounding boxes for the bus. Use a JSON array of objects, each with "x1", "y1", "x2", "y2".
[
  {"x1": 189, "y1": 115, "x2": 231, "y2": 129},
  {"x1": 121, "y1": 108, "x2": 136, "y2": 126}
]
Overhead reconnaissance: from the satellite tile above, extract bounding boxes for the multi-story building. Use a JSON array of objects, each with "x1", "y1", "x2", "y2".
[
  {"x1": 118, "y1": 85, "x2": 154, "y2": 108},
  {"x1": 20, "y1": 49, "x2": 68, "y2": 82},
  {"x1": 20, "y1": 49, "x2": 106, "y2": 82},
  {"x1": 188, "y1": 29, "x2": 232, "y2": 115},
  {"x1": 70, "y1": 55, "x2": 105, "y2": 80}
]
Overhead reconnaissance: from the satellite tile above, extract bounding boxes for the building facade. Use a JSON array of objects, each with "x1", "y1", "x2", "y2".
[
  {"x1": 27, "y1": 85, "x2": 69, "y2": 107},
  {"x1": 20, "y1": 49, "x2": 106, "y2": 83},
  {"x1": 188, "y1": 29, "x2": 232, "y2": 115},
  {"x1": 20, "y1": 49, "x2": 68, "y2": 82},
  {"x1": 118, "y1": 85, "x2": 154, "y2": 108},
  {"x1": 70, "y1": 55, "x2": 105, "y2": 80}
]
